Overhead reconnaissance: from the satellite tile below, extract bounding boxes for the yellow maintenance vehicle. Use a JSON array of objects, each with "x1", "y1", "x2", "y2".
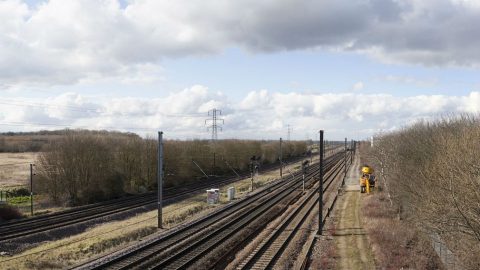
[{"x1": 360, "y1": 165, "x2": 375, "y2": 193}]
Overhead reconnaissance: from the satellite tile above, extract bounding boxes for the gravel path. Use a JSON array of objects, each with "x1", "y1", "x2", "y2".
[{"x1": 333, "y1": 153, "x2": 375, "y2": 269}]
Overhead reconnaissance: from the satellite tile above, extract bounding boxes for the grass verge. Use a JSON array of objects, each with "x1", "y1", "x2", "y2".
[{"x1": 362, "y1": 192, "x2": 444, "y2": 269}]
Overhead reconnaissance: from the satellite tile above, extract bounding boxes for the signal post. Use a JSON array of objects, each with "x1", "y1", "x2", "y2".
[
  {"x1": 158, "y1": 131, "x2": 163, "y2": 229},
  {"x1": 318, "y1": 130, "x2": 324, "y2": 235}
]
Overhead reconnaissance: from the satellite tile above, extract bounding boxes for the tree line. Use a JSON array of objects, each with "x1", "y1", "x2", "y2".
[
  {"x1": 35, "y1": 131, "x2": 307, "y2": 206},
  {"x1": 0, "y1": 129, "x2": 139, "y2": 152},
  {"x1": 368, "y1": 115, "x2": 480, "y2": 268}
]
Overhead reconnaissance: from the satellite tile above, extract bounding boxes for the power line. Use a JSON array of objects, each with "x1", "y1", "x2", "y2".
[
  {"x1": 205, "y1": 109, "x2": 224, "y2": 142},
  {"x1": 0, "y1": 100, "x2": 100, "y2": 113},
  {"x1": 0, "y1": 121, "x2": 157, "y2": 132},
  {"x1": 0, "y1": 100, "x2": 205, "y2": 118},
  {"x1": 0, "y1": 99, "x2": 208, "y2": 134}
]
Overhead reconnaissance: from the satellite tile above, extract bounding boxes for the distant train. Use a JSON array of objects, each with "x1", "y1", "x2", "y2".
[{"x1": 360, "y1": 165, "x2": 375, "y2": 193}]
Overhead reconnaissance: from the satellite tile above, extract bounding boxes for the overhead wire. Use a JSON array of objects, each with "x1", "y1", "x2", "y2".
[
  {"x1": 0, "y1": 99, "x2": 207, "y2": 133},
  {"x1": 0, "y1": 121, "x2": 157, "y2": 132},
  {"x1": 0, "y1": 99, "x2": 206, "y2": 118},
  {"x1": 0, "y1": 100, "x2": 100, "y2": 114}
]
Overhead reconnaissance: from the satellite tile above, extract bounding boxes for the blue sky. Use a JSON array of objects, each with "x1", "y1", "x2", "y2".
[
  {"x1": 163, "y1": 48, "x2": 477, "y2": 98},
  {"x1": 1, "y1": 0, "x2": 480, "y2": 140}
]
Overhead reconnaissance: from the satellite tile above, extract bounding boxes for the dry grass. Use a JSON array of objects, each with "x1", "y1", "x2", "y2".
[
  {"x1": 162, "y1": 193, "x2": 219, "y2": 228},
  {"x1": 0, "y1": 152, "x2": 37, "y2": 188},
  {"x1": 362, "y1": 141, "x2": 443, "y2": 269},
  {"x1": 362, "y1": 193, "x2": 444, "y2": 270},
  {"x1": 0, "y1": 212, "x2": 158, "y2": 269}
]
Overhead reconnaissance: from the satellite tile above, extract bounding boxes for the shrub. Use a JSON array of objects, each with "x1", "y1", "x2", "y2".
[
  {"x1": 368, "y1": 114, "x2": 480, "y2": 268},
  {"x1": 10, "y1": 187, "x2": 31, "y2": 197},
  {"x1": 35, "y1": 130, "x2": 307, "y2": 206},
  {"x1": 0, "y1": 204, "x2": 24, "y2": 221}
]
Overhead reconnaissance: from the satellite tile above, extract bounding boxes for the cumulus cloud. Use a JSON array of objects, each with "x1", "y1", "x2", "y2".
[
  {"x1": 1, "y1": 86, "x2": 479, "y2": 139},
  {"x1": 1, "y1": 0, "x2": 480, "y2": 86}
]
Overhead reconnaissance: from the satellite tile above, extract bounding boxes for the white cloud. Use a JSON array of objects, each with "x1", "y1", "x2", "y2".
[
  {"x1": 1, "y1": 86, "x2": 479, "y2": 139},
  {"x1": 1, "y1": 0, "x2": 480, "y2": 87},
  {"x1": 239, "y1": 90, "x2": 271, "y2": 110},
  {"x1": 353, "y1": 82, "x2": 364, "y2": 91}
]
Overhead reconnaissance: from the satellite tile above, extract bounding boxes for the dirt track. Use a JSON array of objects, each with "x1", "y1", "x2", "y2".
[{"x1": 333, "y1": 153, "x2": 375, "y2": 269}]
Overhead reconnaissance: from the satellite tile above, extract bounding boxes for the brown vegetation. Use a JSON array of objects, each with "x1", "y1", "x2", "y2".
[
  {"x1": 0, "y1": 130, "x2": 134, "y2": 152},
  {"x1": 366, "y1": 115, "x2": 480, "y2": 269},
  {"x1": 0, "y1": 204, "x2": 24, "y2": 221},
  {"x1": 362, "y1": 192, "x2": 443, "y2": 269},
  {"x1": 34, "y1": 130, "x2": 306, "y2": 206}
]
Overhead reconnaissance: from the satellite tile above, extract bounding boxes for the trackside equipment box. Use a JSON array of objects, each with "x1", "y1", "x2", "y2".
[
  {"x1": 206, "y1": 189, "x2": 220, "y2": 204},
  {"x1": 227, "y1": 187, "x2": 235, "y2": 201}
]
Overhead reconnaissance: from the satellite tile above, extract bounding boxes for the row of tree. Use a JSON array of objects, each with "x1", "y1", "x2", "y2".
[
  {"x1": 0, "y1": 129, "x2": 139, "y2": 152},
  {"x1": 0, "y1": 137, "x2": 47, "y2": 152},
  {"x1": 368, "y1": 115, "x2": 480, "y2": 268},
  {"x1": 35, "y1": 131, "x2": 307, "y2": 206}
]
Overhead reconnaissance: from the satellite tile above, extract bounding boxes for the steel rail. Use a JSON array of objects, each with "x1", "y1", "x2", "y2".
[
  {"x1": 85, "y1": 153, "x2": 343, "y2": 270},
  {"x1": 235, "y1": 156, "x2": 345, "y2": 270},
  {"x1": 0, "y1": 155, "x2": 311, "y2": 242},
  {"x1": 149, "y1": 155, "x2": 344, "y2": 270}
]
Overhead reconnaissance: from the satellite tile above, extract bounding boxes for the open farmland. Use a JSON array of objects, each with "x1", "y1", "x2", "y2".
[{"x1": 0, "y1": 152, "x2": 37, "y2": 188}]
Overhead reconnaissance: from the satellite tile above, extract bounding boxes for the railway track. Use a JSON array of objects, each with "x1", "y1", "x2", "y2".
[
  {"x1": 75, "y1": 151, "x2": 345, "y2": 270},
  {"x1": 235, "y1": 152, "x2": 348, "y2": 270},
  {"x1": 0, "y1": 154, "x2": 322, "y2": 242},
  {"x1": 297, "y1": 150, "x2": 353, "y2": 270},
  {"x1": 0, "y1": 175, "x2": 243, "y2": 242}
]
